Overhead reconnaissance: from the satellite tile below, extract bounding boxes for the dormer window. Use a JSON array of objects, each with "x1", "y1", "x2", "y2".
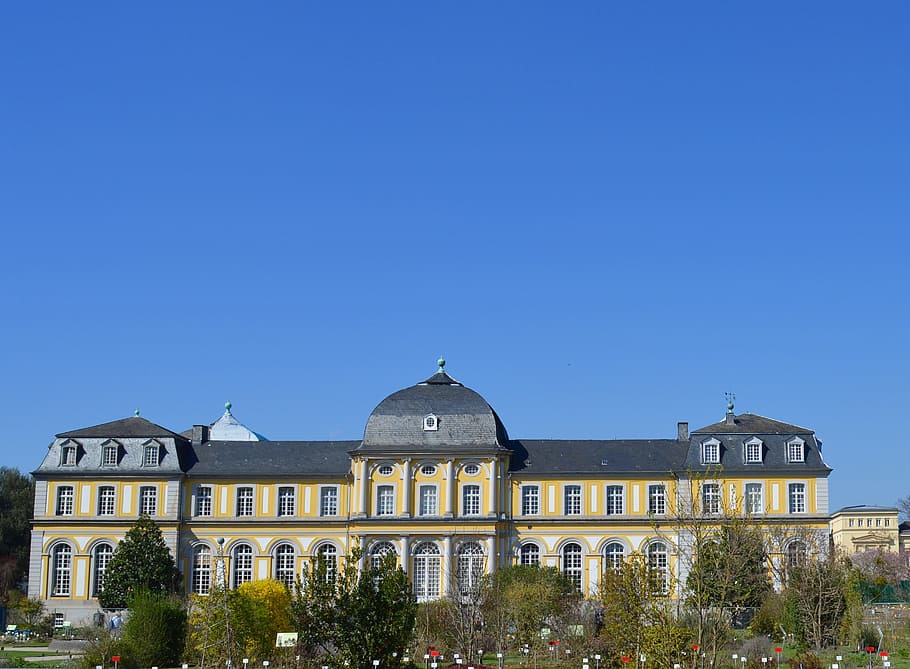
[
  {"x1": 61, "y1": 444, "x2": 78, "y2": 466},
  {"x1": 744, "y1": 437, "x2": 763, "y2": 464},
  {"x1": 143, "y1": 442, "x2": 160, "y2": 467},
  {"x1": 701, "y1": 438, "x2": 721, "y2": 464},
  {"x1": 787, "y1": 437, "x2": 805, "y2": 463},
  {"x1": 423, "y1": 414, "x2": 439, "y2": 431},
  {"x1": 102, "y1": 440, "x2": 120, "y2": 467}
]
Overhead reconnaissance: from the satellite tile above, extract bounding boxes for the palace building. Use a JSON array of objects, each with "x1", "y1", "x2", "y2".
[{"x1": 29, "y1": 360, "x2": 832, "y2": 625}]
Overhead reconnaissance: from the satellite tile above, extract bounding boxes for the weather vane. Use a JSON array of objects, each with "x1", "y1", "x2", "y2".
[{"x1": 725, "y1": 392, "x2": 736, "y2": 412}]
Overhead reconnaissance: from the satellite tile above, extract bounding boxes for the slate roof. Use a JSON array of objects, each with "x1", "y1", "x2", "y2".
[
  {"x1": 358, "y1": 370, "x2": 510, "y2": 452},
  {"x1": 187, "y1": 440, "x2": 358, "y2": 477},
  {"x1": 509, "y1": 439, "x2": 689, "y2": 475},
  {"x1": 692, "y1": 413, "x2": 812, "y2": 434},
  {"x1": 57, "y1": 416, "x2": 188, "y2": 441},
  {"x1": 832, "y1": 505, "x2": 898, "y2": 514},
  {"x1": 684, "y1": 413, "x2": 830, "y2": 474}
]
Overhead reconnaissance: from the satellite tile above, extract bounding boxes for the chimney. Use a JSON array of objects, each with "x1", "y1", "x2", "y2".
[
  {"x1": 677, "y1": 421, "x2": 689, "y2": 441},
  {"x1": 192, "y1": 424, "x2": 209, "y2": 447}
]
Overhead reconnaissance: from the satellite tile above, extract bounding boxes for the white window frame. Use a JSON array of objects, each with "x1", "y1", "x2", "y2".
[
  {"x1": 744, "y1": 482, "x2": 764, "y2": 514},
  {"x1": 236, "y1": 486, "x2": 254, "y2": 517},
  {"x1": 787, "y1": 438, "x2": 806, "y2": 463},
  {"x1": 377, "y1": 464, "x2": 395, "y2": 477},
  {"x1": 319, "y1": 486, "x2": 339, "y2": 517},
  {"x1": 277, "y1": 486, "x2": 296, "y2": 517},
  {"x1": 462, "y1": 484, "x2": 481, "y2": 516},
  {"x1": 701, "y1": 438, "x2": 721, "y2": 465},
  {"x1": 605, "y1": 484, "x2": 624, "y2": 515},
  {"x1": 423, "y1": 414, "x2": 439, "y2": 431},
  {"x1": 648, "y1": 483, "x2": 666, "y2": 515},
  {"x1": 521, "y1": 485, "x2": 540, "y2": 516},
  {"x1": 418, "y1": 484, "x2": 438, "y2": 516},
  {"x1": 463, "y1": 463, "x2": 480, "y2": 476},
  {"x1": 195, "y1": 485, "x2": 214, "y2": 517},
  {"x1": 519, "y1": 543, "x2": 540, "y2": 565},
  {"x1": 603, "y1": 541, "x2": 625, "y2": 571},
  {"x1": 376, "y1": 484, "x2": 396, "y2": 516},
  {"x1": 369, "y1": 541, "x2": 397, "y2": 570},
  {"x1": 101, "y1": 441, "x2": 119, "y2": 467},
  {"x1": 51, "y1": 544, "x2": 72, "y2": 596},
  {"x1": 744, "y1": 437, "x2": 763, "y2": 464},
  {"x1": 92, "y1": 543, "x2": 114, "y2": 596},
  {"x1": 56, "y1": 486, "x2": 74, "y2": 516},
  {"x1": 420, "y1": 464, "x2": 437, "y2": 476},
  {"x1": 97, "y1": 486, "x2": 116, "y2": 516},
  {"x1": 192, "y1": 545, "x2": 212, "y2": 595},
  {"x1": 701, "y1": 482, "x2": 721, "y2": 515},
  {"x1": 139, "y1": 486, "x2": 157, "y2": 516},
  {"x1": 232, "y1": 544, "x2": 254, "y2": 587},
  {"x1": 61, "y1": 443, "x2": 78, "y2": 466},
  {"x1": 142, "y1": 441, "x2": 160, "y2": 467},
  {"x1": 456, "y1": 542, "x2": 485, "y2": 596},
  {"x1": 562, "y1": 542, "x2": 583, "y2": 591},
  {"x1": 647, "y1": 541, "x2": 670, "y2": 595},
  {"x1": 413, "y1": 542, "x2": 441, "y2": 601},
  {"x1": 788, "y1": 482, "x2": 807, "y2": 513},
  {"x1": 274, "y1": 543, "x2": 296, "y2": 588},
  {"x1": 564, "y1": 484, "x2": 582, "y2": 515}
]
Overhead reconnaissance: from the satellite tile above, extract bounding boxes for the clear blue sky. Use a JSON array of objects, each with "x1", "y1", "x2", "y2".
[{"x1": 1, "y1": 3, "x2": 907, "y2": 513}]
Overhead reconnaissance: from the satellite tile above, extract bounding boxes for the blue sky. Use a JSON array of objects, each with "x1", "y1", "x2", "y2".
[{"x1": 1, "y1": 3, "x2": 907, "y2": 512}]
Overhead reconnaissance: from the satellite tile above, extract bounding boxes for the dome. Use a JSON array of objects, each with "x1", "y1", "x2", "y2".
[{"x1": 359, "y1": 362, "x2": 509, "y2": 452}]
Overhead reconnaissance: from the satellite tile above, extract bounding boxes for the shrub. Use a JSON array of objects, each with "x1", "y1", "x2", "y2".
[{"x1": 122, "y1": 590, "x2": 187, "y2": 669}]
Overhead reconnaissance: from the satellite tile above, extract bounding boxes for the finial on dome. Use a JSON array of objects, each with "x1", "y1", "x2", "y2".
[
  {"x1": 437, "y1": 356, "x2": 446, "y2": 372},
  {"x1": 134, "y1": 408, "x2": 140, "y2": 417},
  {"x1": 225, "y1": 400, "x2": 232, "y2": 414}
]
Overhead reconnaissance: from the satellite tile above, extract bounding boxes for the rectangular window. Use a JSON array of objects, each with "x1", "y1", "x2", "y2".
[
  {"x1": 462, "y1": 484, "x2": 481, "y2": 516},
  {"x1": 702, "y1": 483, "x2": 720, "y2": 514},
  {"x1": 876, "y1": 518, "x2": 882, "y2": 527},
  {"x1": 62, "y1": 446, "x2": 77, "y2": 466},
  {"x1": 564, "y1": 485, "x2": 582, "y2": 515},
  {"x1": 788, "y1": 483, "x2": 806, "y2": 513},
  {"x1": 745, "y1": 483, "x2": 763, "y2": 514},
  {"x1": 648, "y1": 484, "x2": 666, "y2": 515},
  {"x1": 745, "y1": 440, "x2": 762, "y2": 463},
  {"x1": 143, "y1": 444, "x2": 159, "y2": 467},
  {"x1": 236, "y1": 487, "x2": 254, "y2": 516},
  {"x1": 103, "y1": 445, "x2": 118, "y2": 467},
  {"x1": 377, "y1": 485, "x2": 395, "y2": 516},
  {"x1": 419, "y1": 485, "x2": 437, "y2": 516},
  {"x1": 277, "y1": 487, "x2": 296, "y2": 517},
  {"x1": 98, "y1": 486, "x2": 116, "y2": 516},
  {"x1": 195, "y1": 486, "x2": 213, "y2": 517},
  {"x1": 788, "y1": 441, "x2": 805, "y2": 463},
  {"x1": 56, "y1": 486, "x2": 74, "y2": 516},
  {"x1": 605, "y1": 485, "x2": 624, "y2": 515},
  {"x1": 702, "y1": 440, "x2": 720, "y2": 464},
  {"x1": 867, "y1": 518, "x2": 873, "y2": 527},
  {"x1": 848, "y1": 518, "x2": 855, "y2": 527},
  {"x1": 521, "y1": 486, "x2": 540, "y2": 515},
  {"x1": 885, "y1": 519, "x2": 891, "y2": 527},
  {"x1": 139, "y1": 486, "x2": 157, "y2": 516},
  {"x1": 320, "y1": 487, "x2": 338, "y2": 517}
]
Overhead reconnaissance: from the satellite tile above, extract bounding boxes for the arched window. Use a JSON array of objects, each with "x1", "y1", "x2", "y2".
[
  {"x1": 51, "y1": 544, "x2": 72, "y2": 596},
  {"x1": 603, "y1": 542, "x2": 624, "y2": 571},
  {"x1": 369, "y1": 541, "x2": 397, "y2": 570},
  {"x1": 233, "y1": 544, "x2": 254, "y2": 587},
  {"x1": 316, "y1": 544, "x2": 337, "y2": 583},
  {"x1": 413, "y1": 542, "x2": 441, "y2": 600},
  {"x1": 456, "y1": 542, "x2": 485, "y2": 596},
  {"x1": 192, "y1": 546, "x2": 212, "y2": 595},
  {"x1": 562, "y1": 543, "x2": 583, "y2": 591},
  {"x1": 787, "y1": 541, "x2": 808, "y2": 570},
  {"x1": 93, "y1": 543, "x2": 114, "y2": 596},
  {"x1": 519, "y1": 543, "x2": 540, "y2": 566},
  {"x1": 647, "y1": 542, "x2": 669, "y2": 594},
  {"x1": 274, "y1": 543, "x2": 296, "y2": 588}
]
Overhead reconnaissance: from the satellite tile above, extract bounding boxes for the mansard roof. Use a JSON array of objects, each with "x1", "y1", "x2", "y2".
[
  {"x1": 692, "y1": 412, "x2": 812, "y2": 434},
  {"x1": 358, "y1": 363, "x2": 510, "y2": 453},
  {"x1": 187, "y1": 440, "x2": 357, "y2": 477},
  {"x1": 56, "y1": 416, "x2": 188, "y2": 441},
  {"x1": 509, "y1": 439, "x2": 689, "y2": 475}
]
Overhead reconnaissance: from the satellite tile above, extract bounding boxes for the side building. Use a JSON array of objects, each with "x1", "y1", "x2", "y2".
[{"x1": 30, "y1": 361, "x2": 832, "y2": 625}]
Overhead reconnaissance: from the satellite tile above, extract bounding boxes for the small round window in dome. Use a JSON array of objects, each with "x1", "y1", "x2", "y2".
[
  {"x1": 421, "y1": 465, "x2": 437, "y2": 476},
  {"x1": 423, "y1": 413, "x2": 439, "y2": 431},
  {"x1": 378, "y1": 465, "x2": 394, "y2": 477},
  {"x1": 464, "y1": 464, "x2": 480, "y2": 476}
]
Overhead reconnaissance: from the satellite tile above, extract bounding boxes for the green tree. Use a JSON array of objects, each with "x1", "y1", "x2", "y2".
[
  {"x1": 481, "y1": 565, "x2": 580, "y2": 655},
  {"x1": 292, "y1": 549, "x2": 417, "y2": 669},
  {"x1": 0, "y1": 467, "x2": 34, "y2": 602},
  {"x1": 98, "y1": 515, "x2": 181, "y2": 609},
  {"x1": 598, "y1": 558, "x2": 688, "y2": 669},
  {"x1": 121, "y1": 590, "x2": 188, "y2": 668}
]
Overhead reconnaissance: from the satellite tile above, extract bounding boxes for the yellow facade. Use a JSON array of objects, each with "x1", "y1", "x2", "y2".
[{"x1": 30, "y1": 363, "x2": 832, "y2": 625}]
